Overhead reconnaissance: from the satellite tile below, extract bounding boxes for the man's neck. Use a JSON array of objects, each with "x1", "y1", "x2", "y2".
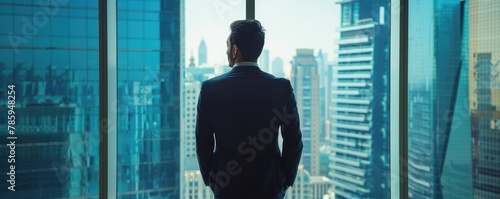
[{"x1": 233, "y1": 61, "x2": 258, "y2": 67}]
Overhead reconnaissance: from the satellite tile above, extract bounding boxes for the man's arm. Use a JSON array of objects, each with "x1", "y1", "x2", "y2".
[
  {"x1": 195, "y1": 81, "x2": 214, "y2": 186},
  {"x1": 280, "y1": 81, "x2": 303, "y2": 187}
]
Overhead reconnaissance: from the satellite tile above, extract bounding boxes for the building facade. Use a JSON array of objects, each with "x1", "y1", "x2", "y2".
[
  {"x1": 291, "y1": 49, "x2": 320, "y2": 176},
  {"x1": 469, "y1": 0, "x2": 500, "y2": 198},
  {"x1": 0, "y1": 0, "x2": 182, "y2": 198},
  {"x1": 329, "y1": 0, "x2": 390, "y2": 198}
]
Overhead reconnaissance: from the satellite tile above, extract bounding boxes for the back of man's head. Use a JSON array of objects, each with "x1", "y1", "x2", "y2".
[{"x1": 229, "y1": 20, "x2": 266, "y2": 62}]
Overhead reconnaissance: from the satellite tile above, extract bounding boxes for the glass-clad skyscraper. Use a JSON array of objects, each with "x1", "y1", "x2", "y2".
[
  {"x1": 329, "y1": 0, "x2": 390, "y2": 198},
  {"x1": 407, "y1": 0, "x2": 463, "y2": 198},
  {"x1": 0, "y1": 0, "x2": 182, "y2": 198}
]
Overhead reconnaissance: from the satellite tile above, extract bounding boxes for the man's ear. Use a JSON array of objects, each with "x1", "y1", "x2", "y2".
[{"x1": 232, "y1": 44, "x2": 238, "y2": 58}]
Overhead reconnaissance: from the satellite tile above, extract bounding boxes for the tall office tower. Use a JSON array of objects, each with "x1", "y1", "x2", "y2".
[
  {"x1": 329, "y1": 0, "x2": 390, "y2": 198},
  {"x1": 0, "y1": 0, "x2": 182, "y2": 198},
  {"x1": 407, "y1": 0, "x2": 462, "y2": 198},
  {"x1": 272, "y1": 57, "x2": 285, "y2": 77},
  {"x1": 291, "y1": 49, "x2": 320, "y2": 176},
  {"x1": 0, "y1": 1, "x2": 101, "y2": 198},
  {"x1": 469, "y1": 0, "x2": 500, "y2": 198},
  {"x1": 116, "y1": 0, "x2": 182, "y2": 198},
  {"x1": 317, "y1": 49, "x2": 328, "y2": 143},
  {"x1": 182, "y1": 81, "x2": 201, "y2": 171},
  {"x1": 259, "y1": 49, "x2": 270, "y2": 73},
  {"x1": 310, "y1": 176, "x2": 331, "y2": 199},
  {"x1": 285, "y1": 165, "x2": 312, "y2": 199},
  {"x1": 441, "y1": 1, "x2": 473, "y2": 198},
  {"x1": 198, "y1": 38, "x2": 207, "y2": 65},
  {"x1": 182, "y1": 171, "x2": 213, "y2": 199}
]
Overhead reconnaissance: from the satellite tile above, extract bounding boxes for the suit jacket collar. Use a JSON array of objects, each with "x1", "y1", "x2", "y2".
[{"x1": 229, "y1": 64, "x2": 262, "y2": 74}]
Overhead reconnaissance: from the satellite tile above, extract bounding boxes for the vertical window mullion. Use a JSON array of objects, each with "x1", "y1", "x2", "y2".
[
  {"x1": 390, "y1": 0, "x2": 409, "y2": 198},
  {"x1": 99, "y1": 0, "x2": 118, "y2": 198},
  {"x1": 246, "y1": 0, "x2": 255, "y2": 19}
]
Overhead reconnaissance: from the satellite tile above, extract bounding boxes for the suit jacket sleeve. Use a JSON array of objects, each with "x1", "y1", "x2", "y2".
[
  {"x1": 195, "y1": 81, "x2": 214, "y2": 186},
  {"x1": 280, "y1": 80, "x2": 303, "y2": 187}
]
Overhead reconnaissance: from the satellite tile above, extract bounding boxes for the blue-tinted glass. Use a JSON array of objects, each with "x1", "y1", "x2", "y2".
[
  {"x1": 144, "y1": 1, "x2": 160, "y2": 11},
  {"x1": 0, "y1": 15, "x2": 13, "y2": 34},
  {"x1": 144, "y1": 21, "x2": 159, "y2": 39},
  {"x1": 52, "y1": 50, "x2": 69, "y2": 68},
  {"x1": 87, "y1": 9, "x2": 97, "y2": 18},
  {"x1": 144, "y1": 12, "x2": 159, "y2": 21},
  {"x1": 87, "y1": 51, "x2": 98, "y2": 68},
  {"x1": 117, "y1": 39, "x2": 128, "y2": 49},
  {"x1": 127, "y1": 51, "x2": 144, "y2": 69},
  {"x1": 14, "y1": 5, "x2": 31, "y2": 14},
  {"x1": 127, "y1": 21, "x2": 144, "y2": 38},
  {"x1": 1, "y1": 49, "x2": 14, "y2": 68},
  {"x1": 69, "y1": 50, "x2": 88, "y2": 69},
  {"x1": 70, "y1": 37, "x2": 86, "y2": 48},
  {"x1": 52, "y1": 37, "x2": 69, "y2": 48},
  {"x1": 51, "y1": 17, "x2": 69, "y2": 36},
  {"x1": 87, "y1": 69, "x2": 98, "y2": 81},
  {"x1": 144, "y1": 39, "x2": 160, "y2": 50},
  {"x1": 56, "y1": 8, "x2": 70, "y2": 17},
  {"x1": 117, "y1": 0, "x2": 180, "y2": 198},
  {"x1": 87, "y1": 38, "x2": 98, "y2": 49},
  {"x1": 69, "y1": 8, "x2": 86, "y2": 17},
  {"x1": 67, "y1": 0, "x2": 86, "y2": 8},
  {"x1": 0, "y1": 2, "x2": 99, "y2": 198},
  {"x1": 128, "y1": 1, "x2": 144, "y2": 10},
  {"x1": 0, "y1": 4, "x2": 13, "y2": 14},
  {"x1": 69, "y1": 18, "x2": 86, "y2": 36},
  {"x1": 117, "y1": 20, "x2": 128, "y2": 38},
  {"x1": 87, "y1": 18, "x2": 98, "y2": 37},
  {"x1": 128, "y1": 39, "x2": 143, "y2": 49}
]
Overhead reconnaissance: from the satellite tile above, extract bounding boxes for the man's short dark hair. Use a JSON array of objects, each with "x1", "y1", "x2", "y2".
[{"x1": 229, "y1": 20, "x2": 265, "y2": 62}]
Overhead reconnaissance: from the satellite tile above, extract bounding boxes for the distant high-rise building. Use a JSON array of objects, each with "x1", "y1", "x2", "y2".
[
  {"x1": 310, "y1": 176, "x2": 331, "y2": 199},
  {"x1": 182, "y1": 171, "x2": 213, "y2": 199},
  {"x1": 316, "y1": 49, "x2": 329, "y2": 143},
  {"x1": 407, "y1": 0, "x2": 462, "y2": 198},
  {"x1": 272, "y1": 57, "x2": 285, "y2": 77},
  {"x1": 285, "y1": 165, "x2": 312, "y2": 199},
  {"x1": 469, "y1": 0, "x2": 500, "y2": 198},
  {"x1": 329, "y1": 0, "x2": 390, "y2": 198},
  {"x1": 182, "y1": 81, "x2": 201, "y2": 171},
  {"x1": 291, "y1": 49, "x2": 320, "y2": 176},
  {"x1": 198, "y1": 38, "x2": 207, "y2": 65},
  {"x1": 259, "y1": 49, "x2": 270, "y2": 73}
]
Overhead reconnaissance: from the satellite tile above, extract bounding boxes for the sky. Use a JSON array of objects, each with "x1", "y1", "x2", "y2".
[{"x1": 185, "y1": 0, "x2": 340, "y2": 71}]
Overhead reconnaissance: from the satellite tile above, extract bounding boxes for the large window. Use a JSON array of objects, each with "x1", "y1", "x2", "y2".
[
  {"x1": 0, "y1": 0, "x2": 100, "y2": 198},
  {"x1": 407, "y1": 0, "x2": 500, "y2": 198}
]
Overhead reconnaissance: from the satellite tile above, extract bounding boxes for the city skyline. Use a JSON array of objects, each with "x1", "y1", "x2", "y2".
[{"x1": 185, "y1": 0, "x2": 339, "y2": 70}]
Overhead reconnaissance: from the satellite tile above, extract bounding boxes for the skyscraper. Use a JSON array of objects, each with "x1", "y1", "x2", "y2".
[
  {"x1": 259, "y1": 49, "x2": 270, "y2": 73},
  {"x1": 291, "y1": 49, "x2": 320, "y2": 176},
  {"x1": 272, "y1": 57, "x2": 285, "y2": 78},
  {"x1": 469, "y1": 0, "x2": 500, "y2": 198},
  {"x1": 285, "y1": 165, "x2": 312, "y2": 199},
  {"x1": 0, "y1": 0, "x2": 183, "y2": 198},
  {"x1": 198, "y1": 38, "x2": 207, "y2": 65},
  {"x1": 329, "y1": 0, "x2": 390, "y2": 198},
  {"x1": 407, "y1": 0, "x2": 462, "y2": 198}
]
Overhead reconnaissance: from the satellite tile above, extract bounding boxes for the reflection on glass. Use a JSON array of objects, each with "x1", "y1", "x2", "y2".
[
  {"x1": 0, "y1": 0, "x2": 99, "y2": 198},
  {"x1": 408, "y1": 0, "x2": 499, "y2": 198},
  {"x1": 116, "y1": 0, "x2": 181, "y2": 198}
]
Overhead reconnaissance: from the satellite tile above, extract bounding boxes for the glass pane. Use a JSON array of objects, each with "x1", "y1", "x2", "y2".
[
  {"x1": 0, "y1": 1, "x2": 99, "y2": 198},
  {"x1": 256, "y1": 0, "x2": 391, "y2": 198},
  {"x1": 407, "y1": 0, "x2": 500, "y2": 198},
  {"x1": 181, "y1": 0, "x2": 245, "y2": 198},
  {"x1": 116, "y1": 0, "x2": 182, "y2": 198}
]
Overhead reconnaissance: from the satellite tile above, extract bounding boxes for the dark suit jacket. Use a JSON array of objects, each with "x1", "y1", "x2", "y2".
[{"x1": 195, "y1": 65, "x2": 303, "y2": 199}]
